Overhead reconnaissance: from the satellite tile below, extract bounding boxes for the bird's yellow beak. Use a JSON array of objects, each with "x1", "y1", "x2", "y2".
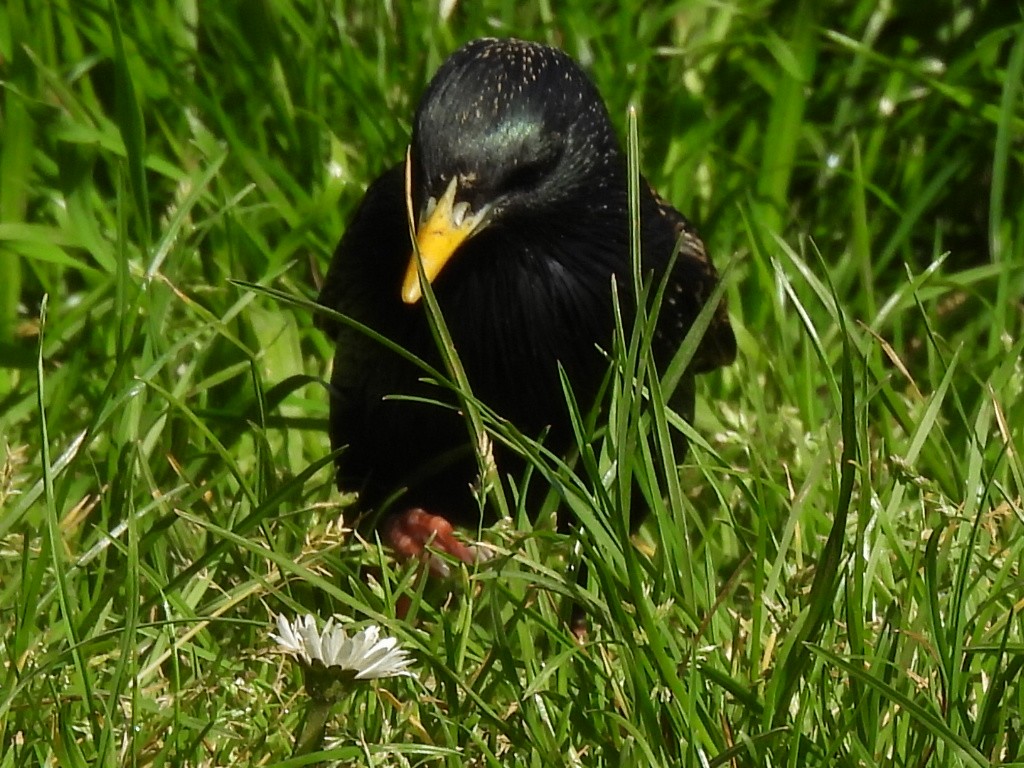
[{"x1": 402, "y1": 175, "x2": 491, "y2": 304}]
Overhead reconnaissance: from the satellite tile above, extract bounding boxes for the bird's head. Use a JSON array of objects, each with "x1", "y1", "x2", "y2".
[{"x1": 402, "y1": 38, "x2": 621, "y2": 304}]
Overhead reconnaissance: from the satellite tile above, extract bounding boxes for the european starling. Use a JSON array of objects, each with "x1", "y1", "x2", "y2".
[{"x1": 317, "y1": 38, "x2": 735, "y2": 573}]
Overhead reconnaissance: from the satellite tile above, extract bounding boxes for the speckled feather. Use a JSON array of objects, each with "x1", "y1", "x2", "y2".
[{"x1": 318, "y1": 38, "x2": 735, "y2": 530}]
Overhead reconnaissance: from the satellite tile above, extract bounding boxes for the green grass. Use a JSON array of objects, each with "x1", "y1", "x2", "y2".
[{"x1": 2, "y1": 0, "x2": 1023, "y2": 765}]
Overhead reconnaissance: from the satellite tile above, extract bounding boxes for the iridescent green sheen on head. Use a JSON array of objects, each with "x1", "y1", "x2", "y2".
[{"x1": 411, "y1": 38, "x2": 619, "y2": 218}]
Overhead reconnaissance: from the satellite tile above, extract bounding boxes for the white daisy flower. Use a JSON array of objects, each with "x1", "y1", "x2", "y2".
[{"x1": 271, "y1": 614, "x2": 415, "y2": 680}]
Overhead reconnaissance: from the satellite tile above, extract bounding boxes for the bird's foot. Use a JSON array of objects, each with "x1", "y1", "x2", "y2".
[{"x1": 384, "y1": 508, "x2": 489, "y2": 578}]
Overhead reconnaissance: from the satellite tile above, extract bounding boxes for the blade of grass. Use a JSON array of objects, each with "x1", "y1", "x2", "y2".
[
  {"x1": 808, "y1": 645, "x2": 989, "y2": 766},
  {"x1": 37, "y1": 296, "x2": 102, "y2": 748},
  {"x1": 108, "y1": 0, "x2": 151, "y2": 247}
]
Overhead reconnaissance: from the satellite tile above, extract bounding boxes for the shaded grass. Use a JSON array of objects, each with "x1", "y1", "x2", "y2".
[{"x1": 1, "y1": 0, "x2": 1022, "y2": 765}]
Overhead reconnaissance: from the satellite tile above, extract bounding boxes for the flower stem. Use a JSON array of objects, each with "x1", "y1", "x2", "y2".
[{"x1": 293, "y1": 699, "x2": 333, "y2": 758}]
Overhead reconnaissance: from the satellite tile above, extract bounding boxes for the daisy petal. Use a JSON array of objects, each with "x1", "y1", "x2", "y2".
[{"x1": 270, "y1": 614, "x2": 416, "y2": 681}]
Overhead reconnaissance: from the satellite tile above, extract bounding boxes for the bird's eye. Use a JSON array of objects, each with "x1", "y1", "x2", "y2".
[{"x1": 498, "y1": 156, "x2": 556, "y2": 195}]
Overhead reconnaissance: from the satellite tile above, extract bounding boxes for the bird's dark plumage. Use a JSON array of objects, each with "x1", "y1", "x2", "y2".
[{"x1": 317, "y1": 38, "x2": 735, "y2": 541}]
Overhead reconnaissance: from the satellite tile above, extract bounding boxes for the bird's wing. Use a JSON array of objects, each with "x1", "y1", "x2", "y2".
[
  {"x1": 316, "y1": 163, "x2": 411, "y2": 492},
  {"x1": 316, "y1": 163, "x2": 408, "y2": 338},
  {"x1": 647, "y1": 187, "x2": 737, "y2": 375}
]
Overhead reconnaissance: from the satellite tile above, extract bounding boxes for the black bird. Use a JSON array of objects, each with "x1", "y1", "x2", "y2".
[{"x1": 317, "y1": 38, "x2": 735, "y2": 573}]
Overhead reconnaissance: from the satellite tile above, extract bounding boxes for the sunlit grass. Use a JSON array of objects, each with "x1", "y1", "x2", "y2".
[{"x1": 1, "y1": 1, "x2": 1022, "y2": 765}]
